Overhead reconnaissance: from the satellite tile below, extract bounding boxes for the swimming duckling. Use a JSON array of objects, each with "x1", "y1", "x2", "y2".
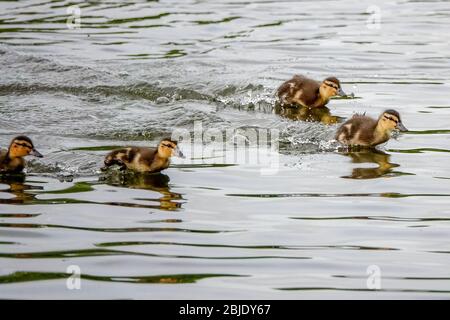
[
  {"x1": 0, "y1": 136, "x2": 43, "y2": 174},
  {"x1": 277, "y1": 75, "x2": 346, "y2": 108},
  {"x1": 336, "y1": 110, "x2": 408, "y2": 147},
  {"x1": 103, "y1": 138, "x2": 184, "y2": 173}
]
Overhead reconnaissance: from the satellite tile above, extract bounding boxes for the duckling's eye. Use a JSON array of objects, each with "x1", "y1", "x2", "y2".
[{"x1": 162, "y1": 144, "x2": 174, "y2": 149}]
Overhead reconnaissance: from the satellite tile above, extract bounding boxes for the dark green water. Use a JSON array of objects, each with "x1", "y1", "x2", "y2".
[{"x1": 1, "y1": 0, "x2": 450, "y2": 299}]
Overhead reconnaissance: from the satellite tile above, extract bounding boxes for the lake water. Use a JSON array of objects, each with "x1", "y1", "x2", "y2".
[{"x1": 1, "y1": 0, "x2": 450, "y2": 299}]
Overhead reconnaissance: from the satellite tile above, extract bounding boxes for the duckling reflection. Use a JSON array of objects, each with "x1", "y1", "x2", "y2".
[
  {"x1": 341, "y1": 149, "x2": 399, "y2": 179},
  {"x1": 100, "y1": 171, "x2": 182, "y2": 211},
  {"x1": 0, "y1": 174, "x2": 43, "y2": 204},
  {"x1": 274, "y1": 103, "x2": 344, "y2": 125}
]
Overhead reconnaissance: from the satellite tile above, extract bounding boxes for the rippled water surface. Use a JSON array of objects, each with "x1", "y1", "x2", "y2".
[{"x1": 1, "y1": 0, "x2": 450, "y2": 299}]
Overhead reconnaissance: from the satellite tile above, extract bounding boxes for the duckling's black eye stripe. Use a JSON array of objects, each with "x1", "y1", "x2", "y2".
[
  {"x1": 325, "y1": 83, "x2": 338, "y2": 89},
  {"x1": 384, "y1": 116, "x2": 398, "y2": 123},
  {"x1": 162, "y1": 144, "x2": 174, "y2": 149},
  {"x1": 14, "y1": 143, "x2": 32, "y2": 148}
]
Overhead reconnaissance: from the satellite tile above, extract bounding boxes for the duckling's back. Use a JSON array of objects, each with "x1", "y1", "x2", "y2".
[
  {"x1": 335, "y1": 114, "x2": 378, "y2": 146},
  {"x1": 104, "y1": 146, "x2": 170, "y2": 173},
  {"x1": 277, "y1": 75, "x2": 320, "y2": 107}
]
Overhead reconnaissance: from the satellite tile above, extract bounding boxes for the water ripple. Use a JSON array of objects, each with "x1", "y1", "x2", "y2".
[
  {"x1": 0, "y1": 271, "x2": 243, "y2": 284},
  {"x1": 0, "y1": 223, "x2": 234, "y2": 234}
]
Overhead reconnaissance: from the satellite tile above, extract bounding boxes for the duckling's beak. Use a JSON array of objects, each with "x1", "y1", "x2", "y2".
[
  {"x1": 174, "y1": 147, "x2": 185, "y2": 159},
  {"x1": 30, "y1": 148, "x2": 43, "y2": 158},
  {"x1": 397, "y1": 122, "x2": 408, "y2": 132},
  {"x1": 337, "y1": 87, "x2": 347, "y2": 97}
]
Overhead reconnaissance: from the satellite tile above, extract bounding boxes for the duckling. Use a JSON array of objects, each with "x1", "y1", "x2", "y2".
[
  {"x1": 0, "y1": 136, "x2": 43, "y2": 174},
  {"x1": 103, "y1": 138, "x2": 184, "y2": 173},
  {"x1": 277, "y1": 75, "x2": 346, "y2": 108},
  {"x1": 336, "y1": 109, "x2": 408, "y2": 147}
]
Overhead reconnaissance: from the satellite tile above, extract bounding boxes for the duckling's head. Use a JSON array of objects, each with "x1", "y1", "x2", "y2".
[
  {"x1": 319, "y1": 77, "x2": 346, "y2": 100},
  {"x1": 8, "y1": 136, "x2": 43, "y2": 159},
  {"x1": 157, "y1": 138, "x2": 185, "y2": 159},
  {"x1": 378, "y1": 110, "x2": 408, "y2": 132}
]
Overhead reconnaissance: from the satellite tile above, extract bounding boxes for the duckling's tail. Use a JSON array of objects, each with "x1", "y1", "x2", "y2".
[
  {"x1": 103, "y1": 151, "x2": 126, "y2": 171},
  {"x1": 104, "y1": 154, "x2": 115, "y2": 167}
]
